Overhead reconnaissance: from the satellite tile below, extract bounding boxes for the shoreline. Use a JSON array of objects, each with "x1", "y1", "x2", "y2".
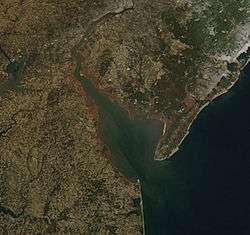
[
  {"x1": 138, "y1": 179, "x2": 145, "y2": 235},
  {"x1": 155, "y1": 43, "x2": 250, "y2": 161}
]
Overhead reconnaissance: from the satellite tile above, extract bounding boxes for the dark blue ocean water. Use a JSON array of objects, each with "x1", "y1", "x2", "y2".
[
  {"x1": 75, "y1": 61, "x2": 250, "y2": 235},
  {"x1": 142, "y1": 63, "x2": 250, "y2": 235}
]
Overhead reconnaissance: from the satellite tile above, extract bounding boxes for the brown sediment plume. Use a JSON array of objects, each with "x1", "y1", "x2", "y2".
[{"x1": 67, "y1": 67, "x2": 138, "y2": 183}]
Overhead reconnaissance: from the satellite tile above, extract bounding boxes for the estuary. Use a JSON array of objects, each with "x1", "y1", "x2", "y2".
[{"x1": 75, "y1": 62, "x2": 250, "y2": 235}]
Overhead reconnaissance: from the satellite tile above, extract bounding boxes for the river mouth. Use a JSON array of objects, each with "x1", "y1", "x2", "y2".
[
  {"x1": 75, "y1": 62, "x2": 250, "y2": 235},
  {"x1": 74, "y1": 62, "x2": 164, "y2": 181}
]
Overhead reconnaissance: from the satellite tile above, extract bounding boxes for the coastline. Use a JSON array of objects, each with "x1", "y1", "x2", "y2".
[
  {"x1": 141, "y1": 49, "x2": 250, "y2": 235},
  {"x1": 155, "y1": 43, "x2": 250, "y2": 161},
  {"x1": 138, "y1": 179, "x2": 146, "y2": 235}
]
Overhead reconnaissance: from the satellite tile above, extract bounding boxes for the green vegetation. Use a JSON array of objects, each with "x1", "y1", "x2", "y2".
[
  {"x1": 155, "y1": 0, "x2": 249, "y2": 113},
  {"x1": 202, "y1": 0, "x2": 249, "y2": 51},
  {"x1": 162, "y1": 0, "x2": 249, "y2": 53}
]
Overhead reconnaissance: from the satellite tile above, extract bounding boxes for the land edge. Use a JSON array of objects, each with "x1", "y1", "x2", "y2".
[
  {"x1": 155, "y1": 43, "x2": 250, "y2": 161},
  {"x1": 72, "y1": 63, "x2": 146, "y2": 233},
  {"x1": 138, "y1": 180, "x2": 145, "y2": 235},
  {"x1": 74, "y1": 12, "x2": 250, "y2": 162},
  {"x1": 71, "y1": 46, "x2": 249, "y2": 235},
  {"x1": 69, "y1": 4, "x2": 249, "y2": 232}
]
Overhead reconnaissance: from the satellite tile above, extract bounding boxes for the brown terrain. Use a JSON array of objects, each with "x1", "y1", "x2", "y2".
[
  {"x1": 0, "y1": 0, "x2": 143, "y2": 234},
  {"x1": 0, "y1": 0, "x2": 249, "y2": 234}
]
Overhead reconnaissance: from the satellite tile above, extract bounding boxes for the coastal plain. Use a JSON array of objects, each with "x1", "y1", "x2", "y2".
[{"x1": 0, "y1": 0, "x2": 249, "y2": 234}]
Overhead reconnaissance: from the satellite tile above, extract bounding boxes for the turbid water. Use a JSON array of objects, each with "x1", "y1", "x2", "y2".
[
  {"x1": 75, "y1": 61, "x2": 250, "y2": 235},
  {"x1": 74, "y1": 62, "x2": 164, "y2": 180}
]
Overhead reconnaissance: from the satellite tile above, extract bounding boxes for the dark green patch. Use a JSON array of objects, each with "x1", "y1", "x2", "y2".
[
  {"x1": 6, "y1": 55, "x2": 26, "y2": 85},
  {"x1": 129, "y1": 90, "x2": 149, "y2": 104},
  {"x1": 97, "y1": 49, "x2": 113, "y2": 77},
  {"x1": 237, "y1": 49, "x2": 250, "y2": 64},
  {"x1": 0, "y1": 55, "x2": 27, "y2": 96},
  {"x1": 227, "y1": 62, "x2": 238, "y2": 72}
]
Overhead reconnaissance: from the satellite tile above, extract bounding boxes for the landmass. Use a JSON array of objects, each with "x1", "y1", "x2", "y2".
[
  {"x1": 0, "y1": 0, "x2": 249, "y2": 234},
  {"x1": 0, "y1": 1, "x2": 142, "y2": 234},
  {"x1": 75, "y1": 0, "x2": 250, "y2": 160}
]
